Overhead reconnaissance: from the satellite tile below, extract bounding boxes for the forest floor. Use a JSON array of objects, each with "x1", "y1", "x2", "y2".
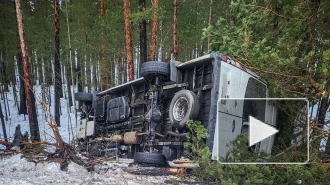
[
  {"x1": 0, "y1": 154, "x2": 204, "y2": 185},
  {"x1": 0, "y1": 154, "x2": 203, "y2": 185}
]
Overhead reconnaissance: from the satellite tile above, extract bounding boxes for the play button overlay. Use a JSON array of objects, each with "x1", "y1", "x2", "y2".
[
  {"x1": 249, "y1": 116, "x2": 279, "y2": 147},
  {"x1": 215, "y1": 98, "x2": 309, "y2": 164}
]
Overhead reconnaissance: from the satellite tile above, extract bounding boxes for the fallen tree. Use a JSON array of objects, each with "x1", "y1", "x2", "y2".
[{"x1": 0, "y1": 92, "x2": 83, "y2": 170}]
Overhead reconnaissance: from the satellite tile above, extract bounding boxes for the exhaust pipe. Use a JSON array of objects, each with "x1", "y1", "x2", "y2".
[{"x1": 156, "y1": 131, "x2": 188, "y2": 138}]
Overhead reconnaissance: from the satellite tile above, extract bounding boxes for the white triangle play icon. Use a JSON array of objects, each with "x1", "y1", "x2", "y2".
[{"x1": 249, "y1": 116, "x2": 278, "y2": 147}]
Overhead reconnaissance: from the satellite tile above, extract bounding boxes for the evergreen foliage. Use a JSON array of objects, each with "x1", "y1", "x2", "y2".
[
  {"x1": 203, "y1": 0, "x2": 330, "y2": 99},
  {"x1": 185, "y1": 120, "x2": 330, "y2": 184},
  {"x1": 0, "y1": 0, "x2": 221, "y2": 88}
]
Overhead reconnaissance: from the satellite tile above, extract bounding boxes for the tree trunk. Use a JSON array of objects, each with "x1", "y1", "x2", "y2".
[
  {"x1": 315, "y1": 78, "x2": 330, "y2": 153},
  {"x1": 12, "y1": 74, "x2": 19, "y2": 112},
  {"x1": 0, "y1": 101, "x2": 7, "y2": 142},
  {"x1": 65, "y1": 0, "x2": 76, "y2": 111},
  {"x1": 37, "y1": 57, "x2": 43, "y2": 85},
  {"x1": 100, "y1": 0, "x2": 109, "y2": 90},
  {"x1": 0, "y1": 85, "x2": 8, "y2": 121},
  {"x1": 54, "y1": 0, "x2": 62, "y2": 127},
  {"x1": 17, "y1": 53, "x2": 27, "y2": 115},
  {"x1": 139, "y1": 0, "x2": 147, "y2": 65},
  {"x1": 149, "y1": 0, "x2": 158, "y2": 61},
  {"x1": 272, "y1": 5, "x2": 280, "y2": 44},
  {"x1": 46, "y1": 59, "x2": 53, "y2": 86},
  {"x1": 84, "y1": 56, "x2": 87, "y2": 91},
  {"x1": 0, "y1": 53, "x2": 9, "y2": 92},
  {"x1": 123, "y1": 0, "x2": 134, "y2": 81},
  {"x1": 123, "y1": 55, "x2": 127, "y2": 83},
  {"x1": 76, "y1": 53, "x2": 83, "y2": 108},
  {"x1": 15, "y1": 0, "x2": 40, "y2": 142},
  {"x1": 110, "y1": 57, "x2": 115, "y2": 87},
  {"x1": 76, "y1": 54, "x2": 82, "y2": 91},
  {"x1": 117, "y1": 52, "x2": 122, "y2": 85},
  {"x1": 93, "y1": 60, "x2": 98, "y2": 90},
  {"x1": 207, "y1": 0, "x2": 212, "y2": 51},
  {"x1": 173, "y1": 0, "x2": 178, "y2": 60},
  {"x1": 318, "y1": 93, "x2": 330, "y2": 127},
  {"x1": 66, "y1": 66, "x2": 73, "y2": 107}
]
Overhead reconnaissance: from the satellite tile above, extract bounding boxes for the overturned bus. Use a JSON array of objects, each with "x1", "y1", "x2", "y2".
[{"x1": 75, "y1": 52, "x2": 277, "y2": 165}]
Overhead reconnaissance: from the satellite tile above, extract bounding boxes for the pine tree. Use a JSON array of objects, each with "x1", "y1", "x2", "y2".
[
  {"x1": 54, "y1": 0, "x2": 62, "y2": 127},
  {"x1": 124, "y1": 0, "x2": 134, "y2": 81},
  {"x1": 139, "y1": 0, "x2": 147, "y2": 64},
  {"x1": 150, "y1": 0, "x2": 158, "y2": 61},
  {"x1": 15, "y1": 0, "x2": 40, "y2": 142},
  {"x1": 173, "y1": 0, "x2": 178, "y2": 60},
  {"x1": 100, "y1": 0, "x2": 108, "y2": 90}
]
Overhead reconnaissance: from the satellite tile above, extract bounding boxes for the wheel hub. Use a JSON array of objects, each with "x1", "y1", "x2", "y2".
[{"x1": 173, "y1": 97, "x2": 188, "y2": 121}]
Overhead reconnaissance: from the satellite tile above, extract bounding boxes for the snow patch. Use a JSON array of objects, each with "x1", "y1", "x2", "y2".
[
  {"x1": 36, "y1": 162, "x2": 60, "y2": 172},
  {"x1": 0, "y1": 154, "x2": 35, "y2": 172},
  {"x1": 68, "y1": 162, "x2": 87, "y2": 173}
]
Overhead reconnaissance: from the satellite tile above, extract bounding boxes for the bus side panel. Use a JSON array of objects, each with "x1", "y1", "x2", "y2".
[
  {"x1": 259, "y1": 102, "x2": 277, "y2": 154},
  {"x1": 212, "y1": 62, "x2": 275, "y2": 160},
  {"x1": 206, "y1": 59, "x2": 222, "y2": 151},
  {"x1": 212, "y1": 62, "x2": 249, "y2": 159},
  {"x1": 212, "y1": 113, "x2": 243, "y2": 160}
]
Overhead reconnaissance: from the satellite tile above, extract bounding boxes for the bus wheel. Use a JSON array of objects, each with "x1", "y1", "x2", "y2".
[
  {"x1": 169, "y1": 90, "x2": 200, "y2": 129},
  {"x1": 141, "y1": 61, "x2": 169, "y2": 79}
]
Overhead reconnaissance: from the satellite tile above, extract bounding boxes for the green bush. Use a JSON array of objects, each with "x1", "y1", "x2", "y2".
[{"x1": 185, "y1": 120, "x2": 330, "y2": 184}]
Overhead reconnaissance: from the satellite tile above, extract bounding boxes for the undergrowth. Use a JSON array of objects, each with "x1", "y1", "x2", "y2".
[{"x1": 184, "y1": 120, "x2": 330, "y2": 184}]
